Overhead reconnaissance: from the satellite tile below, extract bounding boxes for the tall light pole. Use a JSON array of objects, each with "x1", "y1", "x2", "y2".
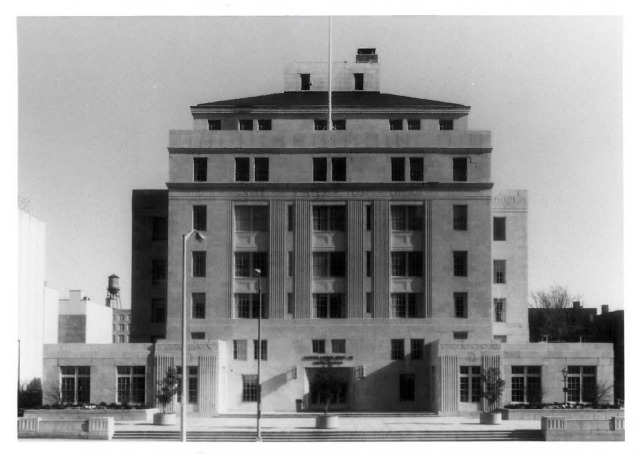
[
  {"x1": 181, "y1": 229, "x2": 205, "y2": 443},
  {"x1": 254, "y1": 268, "x2": 263, "y2": 442}
]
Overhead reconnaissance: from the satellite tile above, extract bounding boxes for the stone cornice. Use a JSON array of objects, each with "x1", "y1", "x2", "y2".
[
  {"x1": 168, "y1": 147, "x2": 492, "y2": 154},
  {"x1": 190, "y1": 107, "x2": 470, "y2": 116}
]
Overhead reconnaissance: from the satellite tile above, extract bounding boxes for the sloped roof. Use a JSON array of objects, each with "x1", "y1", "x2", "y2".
[{"x1": 193, "y1": 91, "x2": 469, "y2": 110}]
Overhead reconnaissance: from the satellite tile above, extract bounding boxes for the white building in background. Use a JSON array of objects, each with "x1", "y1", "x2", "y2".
[{"x1": 57, "y1": 290, "x2": 113, "y2": 344}]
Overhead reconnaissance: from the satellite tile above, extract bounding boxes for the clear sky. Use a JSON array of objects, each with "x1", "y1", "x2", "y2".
[{"x1": 17, "y1": 16, "x2": 623, "y2": 310}]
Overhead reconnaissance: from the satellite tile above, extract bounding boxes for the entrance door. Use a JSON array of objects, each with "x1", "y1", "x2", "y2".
[{"x1": 306, "y1": 367, "x2": 351, "y2": 412}]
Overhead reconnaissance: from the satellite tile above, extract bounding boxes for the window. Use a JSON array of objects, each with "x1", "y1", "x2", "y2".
[
  {"x1": 234, "y1": 293, "x2": 268, "y2": 319},
  {"x1": 567, "y1": 366, "x2": 596, "y2": 403},
  {"x1": 239, "y1": 119, "x2": 253, "y2": 130},
  {"x1": 366, "y1": 205, "x2": 371, "y2": 231},
  {"x1": 459, "y1": 366, "x2": 481, "y2": 402},
  {"x1": 235, "y1": 157, "x2": 250, "y2": 182},
  {"x1": 439, "y1": 119, "x2": 454, "y2": 130},
  {"x1": 511, "y1": 366, "x2": 541, "y2": 403},
  {"x1": 192, "y1": 251, "x2": 206, "y2": 277},
  {"x1": 314, "y1": 119, "x2": 328, "y2": 131},
  {"x1": 493, "y1": 217, "x2": 506, "y2": 241},
  {"x1": 391, "y1": 205, "x2": 423, "y2": 231},
  {"x1": 152, "y1": 260, "x2": 166, "y2": 282},
  {"x1": 453, "y1": 157, "x2": 467, "y2": 182},
  {"x1": 313, "y1": 293, "x2": 345, "y2": 318},
  {"x1": 453, "y1": 331, "x2": 468, "y2": 340},
  {"x1": 253, "y1": 340, "x2": 268, "y2": 360},
  {"x1": 254, "y1": 158, "x2": 269, "y2": 181},
  {"x1": 118, "y1": 335, "x2": 125, "y2": 343},
  {"x1": 300, "y1": 74, "x2": 311, "y2": 91},
  {"x1": 312, "y1": 206, "x2": 345, "y2": 231},
  {"x1": 193, "y1": 157, "x2": 207, "y2": 182},
  {"x1": 391, "y1": 293, "x2": 422, "y2": 318},
  {"x1": 410, "y1": 339, "x2": 423, "y2": 360},
  {"x1": 312, "y1": 339, "x2": 325, "y2": 354},
  {"x1": 332, "y1": 119, "x2": 346, "y2": 130},
  {"x1": 208, "y1": 119, "x2": 221, "y2": 131},
  {"x1": 494, "y1": 335, "x2": 507, "y2": 343},
  {"x1": 287, "y1": 205, "x2": 294, "y2": 231},
  {"x1": 407, "y1": 119, "x2": 421, "y2": 130},
  {"x1": 287, "y1": 293, "x2": 294, "y2": 315},
  {"x1": 354, "y1": 73, "x2": 364, "y2": 90},
  {"x1": 288, "y1": 251, "x2": 293, "y2": 277},
  {"x1": 118, "y1": 324, "x2": 125, "y2": 331},
  {"x1": 175, "y1": 366, "x2": 197, "y2": 403},
  {"x1": 116, "y1": 366, "x2": 145, "y2": 404},
  {"x1": 332, "y1": 157, "x2": 347, "y2": 181},
  {"x1": 235, "y1": 206, "x2": 268, "y2": 231},
  {"x1": 151, "y1": 299, "x2": 166, "y2": 323},
  {"x1": 191, "y1": 332, "x2": 205, "y2": 340},
  {"x1": 192, "y1": 293, "x2": 206, "y2": 319},
  {"x1": 391, "y1": 157, "x2": 405, "y2": 181},
  {"x1": 391, "y1": 339, "x2": 405, "y2": 360},
  {"x1": 366, "y1": 293, "x2": 372, "y2": 314},
  {"x1": 313, "y1": 252, "x2": 345, "y2": 277},
  {"x1": 313, "y1": 157, "x2": 327, "y2": 181},
  {"x1": 453, "y1": 251, "x2": 468, "y2": 277},
  {"x1": 242, "y1": 375, "x2": 258, "y2": 402},
  {"x1": 233, "y1": 340, "x2": 248, "y2": 360},
  {"x1": 390, "y1": 119, "x2": 403, "y2": 131},
  {"x1": 366, "y1": 251, "x2": 372, "y2": 277},
  {"x1": 152, "y1": 216, "x2": 167, "y2": 240},
  {"x1": 332, "y1": 339, "x2": 346, "y2": 354},
  {"x1": 399, "y1": 374, "x2": 415, "y2": 401},
  {"x1": 193, "y1": 205, "x2": 207, "y2": 231},
  {"x1": 235, "y1": 252, "x2": 268, "y2": 277},
  {"x1": 391, "y1": 252, "x2": 423, "y2": 277},
  {"x1": 409, "y1": 157, "x2": 423, "y2": 181},
  {"x1": 453, "y1": 205, "x2": 467, "y2": 231},
  {"x1": 258, "y1": 120, "x2": 272, "y2": 131},
  {"x1": 493, "y1": 260, "x2": 506, "y2": 284},
  {"x1": 60, "y1": 366, "x2": 91, "y2": 405},
  {"x1": 454, "y1": 292, "x2": 468, "y2": 318}
]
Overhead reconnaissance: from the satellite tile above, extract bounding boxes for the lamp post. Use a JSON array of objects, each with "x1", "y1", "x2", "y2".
[
  {"x1": 254, "y1": 268, "x2": 263, "y2": 442},
  {"x1": 562, "y1": 367, "x2": 569, "y2": 405},
  {"x1": 181, "y1": 229, "x2": 205, "y2": 443}
]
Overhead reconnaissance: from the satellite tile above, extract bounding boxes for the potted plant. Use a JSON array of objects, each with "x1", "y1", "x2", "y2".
[
  {"x1": 311, "y1": 360, "x2": 342, "y2": 429},
  {"x1": 153, "y1": 367, "x2": 180, "y2": 425},
  {"x1": 479, "y1": 367, "x2": 505, "y2": 425}
]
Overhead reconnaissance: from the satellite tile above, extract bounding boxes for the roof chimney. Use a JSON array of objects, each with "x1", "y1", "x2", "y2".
[
  {"x1": 572, "y1": 301, "x2": 581, "y2": 309},
  {"x1": 601, "y1": 304, "x2": 609, "y2": 315}
]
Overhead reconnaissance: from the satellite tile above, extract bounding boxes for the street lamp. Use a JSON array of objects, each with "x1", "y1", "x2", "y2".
[
  {"x1": 562, "y1": 367, "x2": 569, "y2": 405},
  {"x1": 254, "y1": 268, "x2": 263, "y2": 442},
  {"x1": 181, "y1": 229, "x2": 205, "y2": 443}
]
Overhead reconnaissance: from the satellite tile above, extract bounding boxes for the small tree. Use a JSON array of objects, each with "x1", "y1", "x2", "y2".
[
  {"x1": 480, "y1": 367, "x2": 505, "y2": 413},
  {"x1": 310, "y1": 360, "x2": 343, "y2": 415},
  {"x1": 156, "y1": 367, "x2": 181, "y2": 414},
  {"x1": 585, "y1": 381, "x2": 613, "y2": 407}
]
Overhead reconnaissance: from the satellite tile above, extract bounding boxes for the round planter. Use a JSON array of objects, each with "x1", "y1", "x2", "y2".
[
  {"x1": 479, "y1": 412, "x2": 502, "y2": 425},
  {"x1": 316, "y1": 414, "x2": 339, "y2": 429},
  {"x1": 153, "y1": 412, "x2": 177, "y2": 425}
]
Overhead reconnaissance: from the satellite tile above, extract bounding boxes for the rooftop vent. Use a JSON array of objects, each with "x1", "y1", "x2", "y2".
[{"x1": 356, "y1": 48, "x2": 378, "y2": 63}]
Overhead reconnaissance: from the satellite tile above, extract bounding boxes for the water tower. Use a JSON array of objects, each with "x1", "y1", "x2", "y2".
[{"x1": 105, "y1": 274, "x2": 122, "y2": 309}]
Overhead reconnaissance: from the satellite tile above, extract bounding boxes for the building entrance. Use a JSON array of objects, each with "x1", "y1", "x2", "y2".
[{"x1": 305, "y1": 367, "x2": 351, "y2": 411}]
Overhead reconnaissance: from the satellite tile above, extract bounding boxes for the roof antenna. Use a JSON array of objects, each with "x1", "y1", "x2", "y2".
[{"x1": 328, "y1": 16, "x2": 333, "y2": 130}]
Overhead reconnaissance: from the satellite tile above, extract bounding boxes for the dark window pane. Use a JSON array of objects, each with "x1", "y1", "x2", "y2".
[
  {"x1": 354, "y1": 73, "x2": 364, "y2": 90},
  {"x1": 493, "y1": 217, "x2": 506, "y2": 241},
  {"x1": 193, "y1": 158, "x2": 207, "y2": 182},
  {"x1": 391, "y1": 157, "x2": 405, "y2": 181},
  {"x1": 332, "y1": 157, "x2": 347, "y2": 181},
  {"x1": 313, "y1": 158, "x2": 327, "y2": 181},
  {"x1": 235, "y1": 157, "x2": 250, "y2": 182},
  {"x1": 453, "y1": 157, "x2": 467, "y2": 182},
  {"x1": 409, "y1": 157, "x2": 423, "y2": 181},
  {"x1": 254, "y1": 158, "x2": 269, "y2": 181}
]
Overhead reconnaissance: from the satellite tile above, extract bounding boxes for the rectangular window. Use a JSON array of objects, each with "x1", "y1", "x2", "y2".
[
  {"x1": 391, "y1": 293, "x2": 422, "y2": 318},
  {"x1": 193, "y1": 157, "x2": 207, "y2": 182},
  {"x1": 409, "y1": 157, "x2": 423, "y2": 181},
  {"x1": 493, "y1": 217, "x2": 506, "y2": 241},
  {"x1": 391, "y1": 205, "x2": 423, "y2": 231},
  {"x1": 191, "y1": 332, "x2": 205, "y2": 340},
  {"x1": 257, "y1": 120, "x2": 272, "y2": 131},
  {"x1": 312, "y1": 206, "x2": 345, "y2": 231},
  {"x1": 152, "y1": 216, "x2": 167, "y2": 240},
  {"x1": 253, "y1": 340, "x2": 268, "y2": 361},
  {"x1": 233, "y1": 340, "x2": 248, "y2": 360},
  {"x1": 332, "y1": 119, "x2": 346, "y2": 130},
  {"x1": 60, "y1": 366, "x2": 91, "y2": 405},
  {"x1": 288, "y1": 251, "x2": 294, "y2": 277},
  {"x1": 410, "y1": 339, "x2": 423, "y2": 360},
  {"x1": 192, "y1": 293, "x2": 206, "y2": 319},
  {"x1": 312, "y1": 252, "x2": 345, "y2": 278},
  {"x1": 287, "y1": 205, "x2": 294, "y2": 231},
  {"x1": 235, "y1": 157, "x2": 250, "y2": 182},
  {"x1": 314, "y1": 119, "x2": 328, "y2": 131},
  {"x1": 193, "y1": 205, "x2": 207, "y2": 231},
  {"x1": 354, "y1": 73, "x2": 364, "y2": 90},
  {"x1": 208, "y1": 119, "x2": 221, "y2": 131},
  {"x1": 453, "y1": 331, "x2": 468, "y2": 340},
  {"x1": 391, "y1": 157, "x2": 405, "y2": 181},
  {"x1": 389, "y1": 119, "x2": 403, "y2": 131},
  {"x1": 366, "y1": 292, "x2": 372, "y2": 314},
  {"x1": 331, "y1": 157, "x2": 347, "y2": 181},
  {"x1": 407, "y1": 119, "x2": 421, "y2": 130},
  {"x1": 511, "y1": 366, "x2": 541, "y2": 403},
  {"x1": 567, "y1": 366, "x2": 596, "y2": 403},
  {"x1": 366, "y1": 251, "x2": 372, "y2": 277},
  {"x1": 151, "y1": 299, "x2": 166, "y2": 323},
  {"x1": 254, "y1": 157, "x2": 269, "y2": 181},
  {"x1": 331, "y1": 339, "x2": 346, "y2": 354},
  {"x1": 312, "y1": 339, "x2": 325, "y2": 354},
  {"x1": 453, "y1": 205, "x2": 467, "y2": 231},
  {"x1": 234, "y1": 293, "x2": 268, "y2": 319},
  {"x1": 287, "y1": 293, "x2": 294, "y2": 315},
  {"x1": 242, "y1": 375, "x2": 258, "y2": 402},
  {"x1": 453, "y1": 251, "x2": 468, "y2": 277},
  {"x1": 235, "y1": 206, "x2": 269, "y2": 231},
  {"x1": 365, "y1": 204, "x2": 371, "y2": 231},
  {"x1": 454, "y1": 292, "x2": 468, "y2": 318},
  {"x1": 192, "y1": 251, "x2": 206, "y2": 277},
  {"x1": 313, "y1": 157, "x2": 328, "y2": 181},
  {"x1": 391, "y1": 339, "x2": 405, "y2": 360},
  {"x1": 116, "y1": 366, "x2": 145, "y2": 404},
  {"x1": 453, "y1": 157, "x2": 467, "y2": 182},
  {"x1": 313, "y1": 293, "x2": 345, "y2": 319},
  {"x1": 239, "y1": 119, "x2": 253, "y2": 130},
  {"x1": 300, "y1": 74, "x2": 311, "y2": 91},
  {"x1": 494, "y1": 260, "x2": 506, "y2": 284},
  {"x1": 459, "y1": 366, "x2": 481, "y2": 402},
  {"x1": 399, "y1": 374, "x2": 415, "y2": 401},
  {"x1": 189, "y1": 367, "x2": 198, "y2": 403},
  {"x1": 494, "y1": 335, "x2": 507, "y2": 343},
  {"x1": 390, "y1": 252, "x2": 423, "y2": 277},
  {"x1": 234, "y1": 252, "x2": 268, "y2": 278},
  {"x1": 439, "y1": 119, "x2": 454, "y2": 130},
  {"x1": 151, "y1": 260, "x2": 166, "y2": 283}
]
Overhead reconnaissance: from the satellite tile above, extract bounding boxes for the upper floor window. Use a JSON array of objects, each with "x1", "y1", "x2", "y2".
[
  {"x1": 493, "y1": 260, "x2": 506, "y2": 284},
  {"x1": 439, "y1": 119, "x2": 454, "y2": 130},
  {"x1": 235, "y1": 252, "x2": 268, "y2": 278},
  {"x1": 314, "y1": 119, "x2": 328, "y2": 131},
  {"x1": 151, "y1": 298, "x2": 166, "y2": 323},
  {"x1": 191, "y1": 332, "x2": 205, "y2": 340},
  {"x1": 408, "y1": 119, "x2": 421, "y2": 130},
  {"x1": 391, "y1": 205, "x2": 423, "y2": 231},
  {"x1": 312, "y1": 339, "x2": 326, "y2": 354},
  {"x1": 235, "y1": 157, "x2": 250, "y2": 182},
  {"x1": 391, "y1": 157, "x2": 405, "y2": 181},
  {"x1": 192, "y1": 251, "x2": 206, "y2": 277},
  {"x1": 193, "y1": 205, "x2": 207, "y2": 231},
  {"x1": 493, "y1": 217, "x2": 506, "y2": 241},
  {"x1": 390, "y1": 119, "x2": 403, "y2": 131},
  {"x1": 239, "y1": 119, "x2": 253, "y2": 131},
  {"x1": 233, "y1": 340, "x2": 248, "y2": 360},
  {"x1": 332, "y1": 157, "x2": 347, "y2": 181},
  {"x1": 313, "y1": 206, "x2": 345, "y2": 231},
  {"x1": 208, "y1": 120, "x2": 221, "y2": 131},
  {"x1": 390, "y1": 339, "x2": 404, "y2": 360},
  {"x1": 254, "y1": 157, "x2": 269, "y2": 181},
  {"x1": 454, "y1": 292, "x2": 468, "y2": 318},
  {"x1": 453, "y1": 205, "x2": 468, "y2": 231},
  {"x1": 354, "y1": 73, "x2": 364, "y2": 90},
  {"x1": 193, "y1": 157, "x2": 207, "y2": 182},
  {"x1": 235, "y1": 293, "x2": 268, "y2": 319},
  {"x1": 390, "y1": 251, "x2": 423, "y2": 277},
  {"x1": 313, "y1": 157, "x2": 327, "y2": 181},
  {"x1": 258, "y1": 120, "x2": 272, "y2": 131},
  {"x1": 332, "y1": 119, "x2": 346, "y2": 130},
  {"x1": 453, "y1": 251, "x2": 468, "y2": 277},
  {"x1": 313, "y1": 293, "x2": 345, "y2": 318},
  {"x1": 453, "y1": 158, "x2": 467, "y2": 182},
  {"x1": 410, "y1": 339, "x2": 423, "y2": 360},
  {"x1": 391, "y1": 293, "x2": 422, "y2": 318},
  {"x1": 409, "y1": 157, "x2": 423, "y2": 181},
  {"x1": 331, "y1": 339, "x2": 346, "y2": 354},
  {"x1": 235, "y1": 206, "x2": 269, "y2": 231},
  {"x1": 365, "y1": 204, "x2": 372, "y2": 231},
  {"x1": 313, "y1": 252, "x2": 346, "y2": 278},
  {"x1": 253, "y1": 340, "x2": 268, "y2": 360},
  {"x1": 494, "y1": 298, "x2": 506, "y2": 322},
  {"x1": 300, "y1": 73, "x2": 311, "y2": 91}
]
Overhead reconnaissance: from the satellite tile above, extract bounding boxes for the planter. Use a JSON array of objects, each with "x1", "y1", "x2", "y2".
[
  {"x1": 153, "y1": 413, "x2": 177, "y2": 425},
  {"x1": 316, "y1": 415, "x2": 339, "y2": 429},
  {"x1": 480, "y1": 412, "x2": 502, "y2": 425},
  {"x1": 24, "y1": 408, "x2": 158, "y2": 422}
]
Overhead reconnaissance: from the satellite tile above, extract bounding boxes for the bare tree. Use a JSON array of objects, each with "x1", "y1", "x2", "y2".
[
  {"x1": 530, "y1": 285, "x2": 586, "y2": 341},
  {"x1": 530, "y1": 285, "x2": 579, "y2": 309}
]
